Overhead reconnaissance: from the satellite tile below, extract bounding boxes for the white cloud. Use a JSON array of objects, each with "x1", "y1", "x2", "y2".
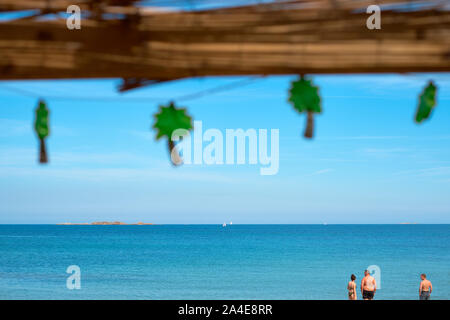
[
  {"x1": 305, "y1": 168, "x2": 334, "y2": 177},
  {"x1": 0, "y1": 166, "x2": 236, "y2": 184},
  {"x1": 0, "y1": 146, "x2": 237, "y2": 183},
  {"x1": 362, "y1": 148, "x2": 409, "y2": 158}
]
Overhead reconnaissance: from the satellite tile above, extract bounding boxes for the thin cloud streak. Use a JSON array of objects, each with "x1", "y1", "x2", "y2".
[
  {"x1": 305, "y1": 168, "x2": 335, "y2": 177},
  {"x1": 393, "y1": 166, "x2": 450, "y2": 178},
  {"x1": 0, "y1": 166, "x2": 236, "y2": 183}
]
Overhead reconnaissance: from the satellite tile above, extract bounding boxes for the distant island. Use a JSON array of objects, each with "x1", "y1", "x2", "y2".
[{"x1": 57, "y1": 221, "x2": 153, "y2": 225}]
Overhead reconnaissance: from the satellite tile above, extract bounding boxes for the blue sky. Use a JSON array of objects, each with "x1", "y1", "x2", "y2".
[{"x1": 0, "y1": 74, "x2": 449, "y2": 224}]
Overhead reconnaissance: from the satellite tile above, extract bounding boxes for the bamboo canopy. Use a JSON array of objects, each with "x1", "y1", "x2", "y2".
[{"x1": 0, "y1": 0, "x2": 449, "y2": 83}]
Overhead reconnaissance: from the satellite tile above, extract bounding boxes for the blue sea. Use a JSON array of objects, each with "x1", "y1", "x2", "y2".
[{"x1": 0, "y1": 224, "x2": 449, "y2": 300}]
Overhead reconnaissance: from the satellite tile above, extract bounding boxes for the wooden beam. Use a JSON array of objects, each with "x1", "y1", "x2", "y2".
[{"x1": 0, "y1": 6, "x2": 449, "y2": 80}]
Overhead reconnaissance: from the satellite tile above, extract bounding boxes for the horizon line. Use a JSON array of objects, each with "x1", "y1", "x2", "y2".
[{"x1": 1, "y1": 223, "x2": 449, "y2": 225}]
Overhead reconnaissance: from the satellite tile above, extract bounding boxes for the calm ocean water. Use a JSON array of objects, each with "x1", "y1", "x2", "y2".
[{"x1": 0, "y1": 224, "x2": 448, "y2": 300}]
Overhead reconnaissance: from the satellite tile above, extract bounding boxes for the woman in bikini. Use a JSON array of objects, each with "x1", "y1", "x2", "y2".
[{"x1": 348, "y1": 274, "x2": 357, "y2": 300}]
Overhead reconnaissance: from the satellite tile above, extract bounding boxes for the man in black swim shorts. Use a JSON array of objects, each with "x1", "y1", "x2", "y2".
[
  {"x1": 361, "y1": 270, "x2": 377, "y2": 300},
  {"x1": 362, "y1": 289, "x2": 374, "y2": 300}
]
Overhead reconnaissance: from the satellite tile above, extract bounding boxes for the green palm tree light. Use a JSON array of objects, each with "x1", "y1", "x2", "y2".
[
  {"x1": 288, "y1": 75, "x2": 322, "y2": 139},
  {"x1": 34, "y1": 99, "x2": 50, "y2": 163},
  {"x1": 415, "y1": 81, "x2": 437, "y2": 124},
  {"x1": 152, "y1": 102, "x2": 193, "y2": 166}
]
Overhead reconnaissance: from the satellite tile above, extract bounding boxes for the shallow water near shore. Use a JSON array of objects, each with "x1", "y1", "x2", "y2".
[{"x1": 0, "y1": 224, "x2": 449, "y2": 300}]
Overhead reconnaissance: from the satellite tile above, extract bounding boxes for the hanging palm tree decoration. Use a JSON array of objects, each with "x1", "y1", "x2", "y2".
[
  {"x1": 34, "y1": 99, "x2": 50, "y2": 164},
  {"x1": 288, "y1": 75, "x2": 322, "y2": 139},
  {"x1": 153, "y1": 101, "x2": 193, "y2": 166},
  {"x1": 415, "y1": 81, "x2": 437, "y2": 124}
]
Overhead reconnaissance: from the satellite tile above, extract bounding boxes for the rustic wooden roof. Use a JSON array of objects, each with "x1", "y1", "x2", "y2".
[{"x1": 0, "y1": 0, "x2": 449, "y2": 83}]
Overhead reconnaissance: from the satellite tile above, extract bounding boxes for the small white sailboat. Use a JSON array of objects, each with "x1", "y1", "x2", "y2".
[
  {"x1": 230, "y1": 221, "x2": 233, "y2": 225},
  {"x1": 222, "y1": 223, "x2": 227, "y2": 227}
]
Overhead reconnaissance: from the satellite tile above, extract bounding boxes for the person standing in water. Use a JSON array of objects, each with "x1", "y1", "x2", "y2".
[
  {"x1": 419, "y1": 274, "x2": 432, "y2": 300},
  {"x1": 347, "y1": 274, "x2": 357, "y2": 300},
  {"x1": 361, "y1": 270, "x2": 377, "y2": 300}
]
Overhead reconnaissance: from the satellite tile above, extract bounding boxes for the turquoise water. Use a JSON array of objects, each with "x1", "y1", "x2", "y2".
[{"x1": 0, "y1": 224, "x2": 449, "y2": 300}]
